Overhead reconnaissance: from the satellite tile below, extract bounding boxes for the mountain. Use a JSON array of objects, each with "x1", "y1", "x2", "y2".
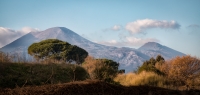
[
  {"x1": 0, "y1": 27, "x2": 185, "y2": 73},
  {"x1": 138, "y1": 42, "x2": 185, "y2": 60}
]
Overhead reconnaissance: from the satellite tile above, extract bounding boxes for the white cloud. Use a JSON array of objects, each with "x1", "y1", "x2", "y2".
[
  {"x1": 0, "y1": 27, "x2": 18, "y2": 48},
  {"x1": 125, "y1": 19, "x2": 180, "y2": 34},
  {"x1": 97, "y1": 37, "x2": 159, "y2": 47},
  {"x1": 125, "y1": 37, "x2": 159, "y2": 46},
  {"x1": 21, "y1": 27, "x2": 40, "y2": 34},
  {"x1": 112, "y1": 25, "x2": 121, "y2": 31},
  {"x1": 0, "y1": 27, "x2": 40, "y2": 48}
]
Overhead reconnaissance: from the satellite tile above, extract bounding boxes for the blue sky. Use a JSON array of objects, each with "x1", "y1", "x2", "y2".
[{"x1": 0, "y1": 0, "x2": 200, "y2": 57}]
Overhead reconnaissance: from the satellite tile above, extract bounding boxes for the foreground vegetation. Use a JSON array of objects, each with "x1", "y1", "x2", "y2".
[
  {"x1": 1, "y1": 52, "x2": 200, "y2": 91},
  {"x1": 1, "y1": 80, "x2": 200, "y2": 95}
]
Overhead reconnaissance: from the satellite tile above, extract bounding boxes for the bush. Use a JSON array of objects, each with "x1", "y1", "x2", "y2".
[
  {"x1": 0, "y1": 62, "x2": 89, "y2": 88},
  {"x1": 160, "y1": 55, "x2": 200, "y2": 86},
  {"x1": 82, "y1": 56, "x2": 119, "y2": 81}
]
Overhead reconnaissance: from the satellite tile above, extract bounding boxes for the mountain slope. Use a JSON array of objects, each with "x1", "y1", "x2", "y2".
[
  {"x1": 0, "y1": 27, "x2": 185, "y2": 72},
  {"x1": 1, "y1": 33, "x2": 38, "y2": 53}
]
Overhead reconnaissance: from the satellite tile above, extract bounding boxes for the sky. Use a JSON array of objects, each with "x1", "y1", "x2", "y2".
[{"x1": 0, "y1": 0, "x2": 200, "y2": 57}]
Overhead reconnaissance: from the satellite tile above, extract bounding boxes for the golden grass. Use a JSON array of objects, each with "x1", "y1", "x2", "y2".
[{"x1": 114, "y1": 71, "x2": 166, "y2": 87}]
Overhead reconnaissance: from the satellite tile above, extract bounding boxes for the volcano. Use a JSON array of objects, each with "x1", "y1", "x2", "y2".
[{"x1": 0, "y1": 27, "x2": 185, "y2": 72}]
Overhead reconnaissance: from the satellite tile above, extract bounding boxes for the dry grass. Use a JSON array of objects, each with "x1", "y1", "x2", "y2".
[
  {"x1": 114, "y1": 71, "x2": 200, "y2": 91},
  {"x1": 114, "y1": 71, "x2": 166, "y2": 87}
]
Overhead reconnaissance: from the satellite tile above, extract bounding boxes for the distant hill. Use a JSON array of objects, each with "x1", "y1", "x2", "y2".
[{"x1": 0, "y1": 27, "x2": 185, "y2": 72}]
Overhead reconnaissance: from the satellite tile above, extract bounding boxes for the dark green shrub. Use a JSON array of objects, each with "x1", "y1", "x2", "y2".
[{"x1": 0, "y1": 62, "x2": 89, "y2": 88}]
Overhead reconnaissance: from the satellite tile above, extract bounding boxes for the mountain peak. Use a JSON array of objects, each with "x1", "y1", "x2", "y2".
[
  {"x1": 144, "y1": 42, "x2": 161, "y2": 46},
  {"x1": 42, "y1": 27, "x2": 75, "y2": 34},
  {"x1": 45, "y1": 27, "x2": 71, "y2": 31},
  {"x1": 138, "y1": 42, "x2": 185, "y2": 60},
  {"x1": 138, "y1": 42, "x2": 162, "y2": 51},
  {"x1": 33, "y1": 27, "x2": 79, "y2": 41},
  {"x1": 145, "y1": 42, "x2": 159, "y2": 45}
]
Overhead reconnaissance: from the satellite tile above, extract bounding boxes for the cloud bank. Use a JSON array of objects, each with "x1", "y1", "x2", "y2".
[
  {"x1": 125, "y1": 19, "x2": 180, "y2": 34},
  {"x1": 0, "y1": 27, "x2": 39, "y2": 48}
]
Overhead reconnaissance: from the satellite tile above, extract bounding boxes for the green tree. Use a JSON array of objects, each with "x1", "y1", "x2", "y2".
[
  {"x1": 156, "y1": 55, "x2": 165, "y2": 62},
  {"x1": 28, "y1": 39, "x2": 88, "y2": 64},
  {"x1": 156, "y1": 55, "x2": 165, "y2": 65},
  {"x1": 137, "y1": 55, "x2": 165, "y2": 75}
]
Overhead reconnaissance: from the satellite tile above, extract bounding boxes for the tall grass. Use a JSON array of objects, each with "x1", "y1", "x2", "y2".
[
  {"x1": 114, "y1": 72, "x2": 200, "y2": 90},
  {"x1": 114, "y1": 71, "x2": 167, "y2": 87}
]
